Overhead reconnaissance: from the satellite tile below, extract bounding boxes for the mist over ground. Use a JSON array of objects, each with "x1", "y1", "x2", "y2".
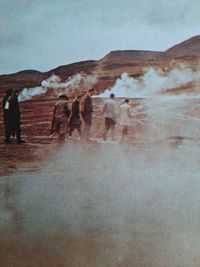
[
  {"x1": 1, "y1": 62, "x2": 200, "y2": 265},
  {"x1": 1, "y1": 140, "x2": 200, "y2": 266}
]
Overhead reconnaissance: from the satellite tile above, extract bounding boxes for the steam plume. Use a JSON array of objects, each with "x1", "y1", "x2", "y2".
[{"x1": 99, "y1": 67, "x2": 200, "y2": 98}]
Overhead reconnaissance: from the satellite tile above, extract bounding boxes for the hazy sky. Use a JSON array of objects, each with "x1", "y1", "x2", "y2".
[{"x1": 0, "y1": 0, "x2": 200, "y2": 74}]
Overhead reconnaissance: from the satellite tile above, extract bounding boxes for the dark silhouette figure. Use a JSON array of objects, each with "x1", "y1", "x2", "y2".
[
  {"x1": 9, "y1": 89, "x2": 25, "y2": 144},
  {"x1": 68, "y1": 96, "x2": 82, "y2": 138},
  {"x1": 2, "y1": 89, "x2": 13, "y2": 144},
  {"x1": 81, "y1": 88, "x2": 95, "y2": 141}
]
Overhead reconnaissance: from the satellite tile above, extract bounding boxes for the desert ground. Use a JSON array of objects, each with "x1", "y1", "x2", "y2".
[{"x1": 1, "y1": 96, "x2": 200, "y2": 267}]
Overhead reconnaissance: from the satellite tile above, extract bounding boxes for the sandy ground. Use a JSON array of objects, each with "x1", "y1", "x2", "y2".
[{"x1": 1, "y1": 136, "x2": 200, "y2": 267}]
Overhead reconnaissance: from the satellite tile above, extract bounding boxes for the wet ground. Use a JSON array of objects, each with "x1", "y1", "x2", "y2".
[{"x1": 1, "y1": 137, "x2": 200, "y2": 267}]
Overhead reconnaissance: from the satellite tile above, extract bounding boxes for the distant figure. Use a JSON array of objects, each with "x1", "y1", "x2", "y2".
[
  {"x1": 102, "y1": 93, "x2": 118, "y2": 141},
  {"x1": 119, "y1": 99, "x2": 132, "y2": 142},
  {"x1": 68, "y1": 96, "x2": 82, "y2": 138},
  {"x1": 2, "y1": 89, "x2": 13, "y2": 144},
  {"x1": 51, "y1": 94, "x2": 70, "y2": 144},
  {"x1": 9, "y1": 89, "x2": 25, "y2": 144},
  {"x1": 81, "y1": 88, "x2": 95, "y2": 141}
]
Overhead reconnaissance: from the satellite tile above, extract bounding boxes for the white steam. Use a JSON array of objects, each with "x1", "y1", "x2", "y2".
[
  {"x1": 41, "y1": 73, "x2": 96, "y2": 94},
  {"x1": 18, "y1": 67, "x2": 200, "y2": 102},
  {"x1": 18, "y1": 72, "x2": 97, "y2": 101},
  {"x1": 99, "y1": 67, "x2": 200, "y2": 98},
  {"x1": 19, "y1": 86, "x2": 47, "y2": 102},
  {"x1": 2, "y1": 143, "x2": 200, "y2": 267}
]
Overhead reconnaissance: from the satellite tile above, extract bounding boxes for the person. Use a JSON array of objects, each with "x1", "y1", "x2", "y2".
[
  {"x1": 68, "y1": 96, "x2": 82, "y2": 138},
  {"x1": 50, "y1": 94, "x2": 70, "y2": 144},
  {"x1": 118, "y1": 99, "x2": 132, "y2": 142},
  {"x1": 9, "y1": 89, "x2": 25, "y2": 144},
  {"x1": 2, "y1": 89, "x2": 13, "y2": 144},
  {"x1": 102, "y1": 93, "x2": 118, "y2": 141},
  {"x1": 80, "y1": 88, "x2": 95, "y2": 141}
]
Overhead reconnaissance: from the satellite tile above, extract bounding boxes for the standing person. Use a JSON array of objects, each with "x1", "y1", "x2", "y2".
[
  {"x1": 68, "y1": 96, "x2": 82, "y2": 138},
  {"x1": 50, "y1": 94, "x2": 70, "y2": 144},
  {"x1": 9, "y1": 89, "x2": 25, "y2": 144},
  {"x1": 81, "y1": 88, "x2": 95, "y2": 141},
  {"x1": 119, "y1": 99, "x2": 132, "y2": 142},
  {"x1": 2, "y1": 89, "x2": 13, "y2": 144},
  {"x1": 102, "y1": 93, "x2": 118, "y2": 141}
]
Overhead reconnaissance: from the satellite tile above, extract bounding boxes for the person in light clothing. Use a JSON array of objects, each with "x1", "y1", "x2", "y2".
[
  {"x1": 119, "y1": 99, "x2": 132, "y2": 141},
  {"x1": 102, "y1": 93, "x2": 118, "y2": 141}
]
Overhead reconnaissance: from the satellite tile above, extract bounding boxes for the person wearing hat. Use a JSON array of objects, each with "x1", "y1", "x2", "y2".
[{"x1": 50, "y1": 94, "x2": 70, "y2": 144}]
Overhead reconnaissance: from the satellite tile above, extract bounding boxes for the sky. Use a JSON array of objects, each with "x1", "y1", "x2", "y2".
[{"x1": 0, "y1": 0, "x2": 200, "y2": 75}]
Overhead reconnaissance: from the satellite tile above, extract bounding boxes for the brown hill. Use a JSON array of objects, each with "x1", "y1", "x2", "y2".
[
  {"x1": 165, "y1": 35, "x2": 200, "y2": 58},
  {"x1": 0, "y1": 35, "x2": 200, "y2": 93}
]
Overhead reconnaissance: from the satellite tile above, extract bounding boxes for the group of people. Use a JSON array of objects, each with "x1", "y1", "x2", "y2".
[
  {"x1": 102, "y1": 93, "x2": 132, "y2": 142},
  {"x1": 2, "y1": 87, "x2": 132, "y2": 145},
  {"x1": 2, "y1": 89, "x2": 25, "y2": 144},
  {"x1": 50, "y1": 88, "x2": 95, "y2": 144},
  {"x1": 51, "y1": 88, "x2": 132, "y2": 144}
]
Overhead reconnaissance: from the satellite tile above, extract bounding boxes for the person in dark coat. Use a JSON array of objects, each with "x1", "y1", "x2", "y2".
[
  {"x1": 68, "y1": 96, "x2": 82, "y2": 138},
  {"x1": 2, "y1": 89, "x2": 13, "y2": 144},
  {"x1": 9, "y1": 89, "x2": 25, "y2": 144},
  {"x1": 51, "y1": 94, "x2": 70, "y2": 144},
  {"x1": 81, "y1": 88, "x2": 95, "y2": 141}
]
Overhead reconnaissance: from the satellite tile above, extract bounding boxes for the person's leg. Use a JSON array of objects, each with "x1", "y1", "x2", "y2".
[
  {"x1": 5, "y1": 124, "x2": 12, "y2": 143},
  {"x1": 58, "y1": 120, "x2": 68, "y2": 144},
  {"x1": 111, "y1": 125, "x2": 115, "y2": 141},
  {"x1": 120, "y1": 126, "x2": 125, "y2": 142},
  {"x1": 4, "y1": 116, "x2": 12, "y2": 143},
  {"x1": 68, "y1": 124, "x2": 75, "y2": 137},
  {"x1": 103, "y1": 118, "x2": 110, "y2": 140},
  {"x1": 120, "y1": 126, "x2": 128, "y2": 142},
  {"x1": 123, "y1": 126, "x2": 128, "y2": 135},
  {"x1": 15, "y1": 122, "x2": 24, "y2": 144},
  {"x1": 84, "y1": 123, "x2": 91, "y2": 141},
  {"x1": 81, "y1": 116, "x2": 87, "y2": 140},
  {"x1": 82, "y1": 116, "x2": 92, "y2": 141},
  {"x1": 58, "y1": 133, "x2": 65, "y2": 145},
  {"x1": 76, "y1": 124, "x2": 82, "y2": 138},
  {"x1": 81, "y1": 119, "x2": 86, "y2": 140},
  {"x1": 110, "y1": 119, "x2": 116, "y2": 141}
]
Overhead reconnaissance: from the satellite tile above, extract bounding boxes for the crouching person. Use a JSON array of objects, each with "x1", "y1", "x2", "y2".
[{"x1": 51, "y1": 94, "x2": 70, "y2": 145}]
